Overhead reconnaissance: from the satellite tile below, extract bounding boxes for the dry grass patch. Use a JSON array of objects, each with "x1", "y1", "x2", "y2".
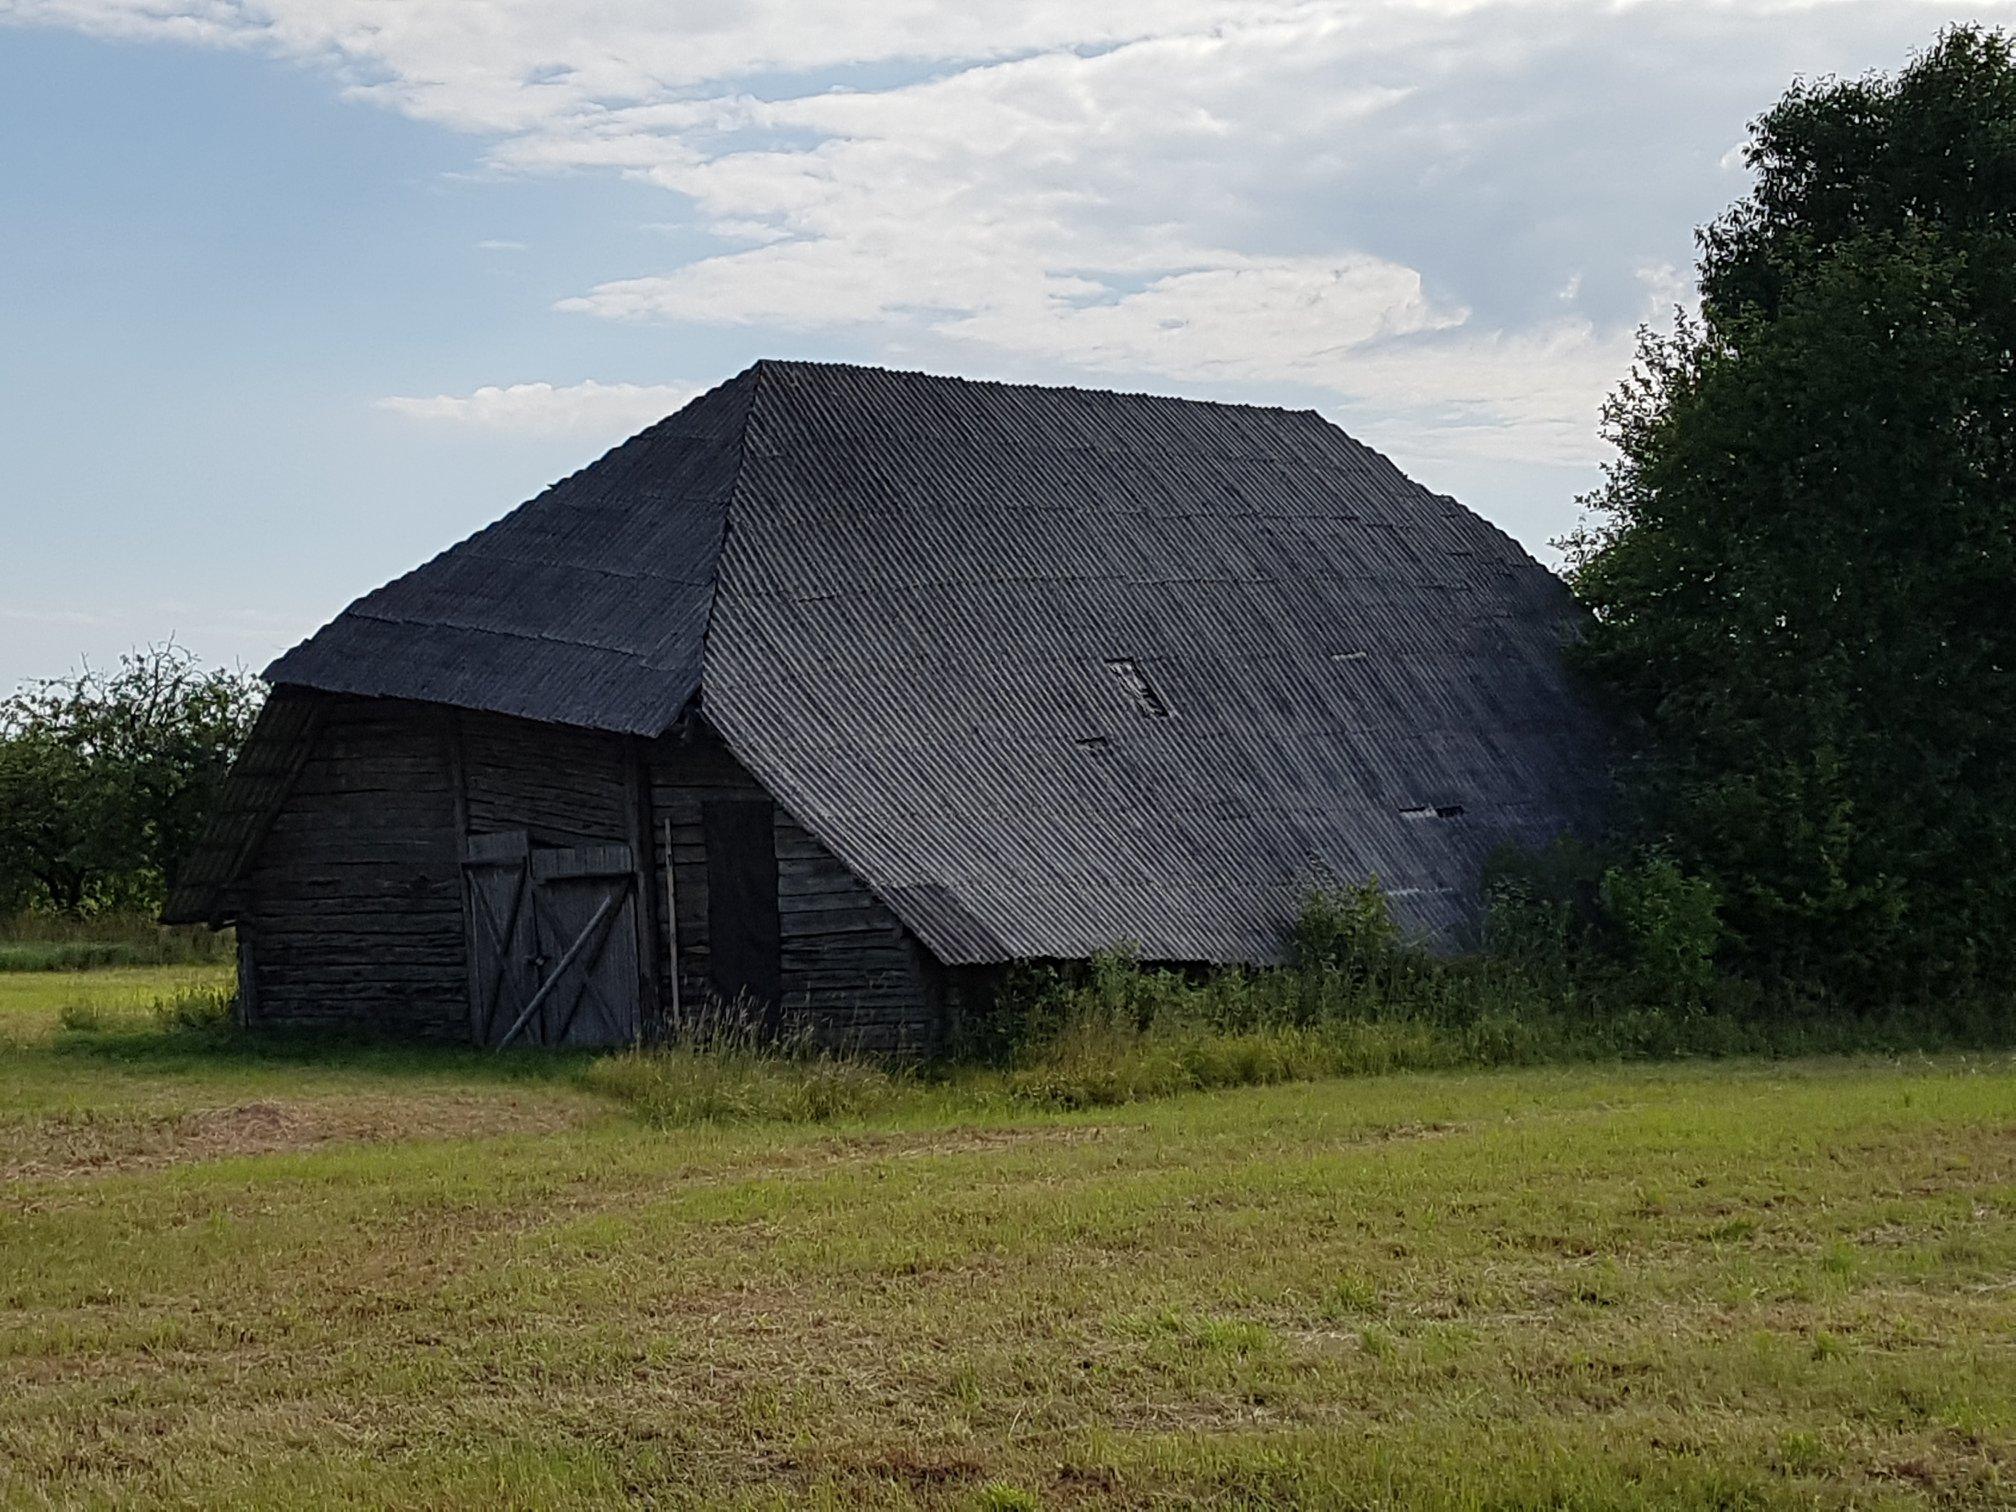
[{"x1": 0, "y1": 1090, "x2": 596, "y2": 1182}]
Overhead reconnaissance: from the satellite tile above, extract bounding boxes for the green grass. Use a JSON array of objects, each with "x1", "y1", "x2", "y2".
[
  {"x1": 0, "y1": 910, "x2": 233, "y2": 971},
  {"x1": 0, "y1": 963, "x2": 235, "y2": 1038},
  {"x1": 1, "y1": 968, "x2": 2012, "y2": 1507}
]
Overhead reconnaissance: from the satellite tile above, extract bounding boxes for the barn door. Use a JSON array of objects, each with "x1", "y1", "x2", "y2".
[
  {"x1": 462, "y1": 832, "x2": 641, "y2": 1049},
  {"x1": 464, "y1": 832, "x2": 537, "y2": 1046}
]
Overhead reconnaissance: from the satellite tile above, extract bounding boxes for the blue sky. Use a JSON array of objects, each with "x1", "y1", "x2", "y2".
[{"x1": 3, "y1": 1, "x2": 2007, "y2": 691}]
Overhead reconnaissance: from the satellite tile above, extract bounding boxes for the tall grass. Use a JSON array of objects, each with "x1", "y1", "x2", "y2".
[
  {"x1": 581, "y1": 1003, "x2": 912, "y2": 1126},
  {"x1": 54, "y1": 978, "x2": 237, "y2": 1034},
  {"x1": 584, "y1": 1045, "x2": 906, "y2": 1126},
  {"x1": 585, "y1": 882, "x2": 2016, "y2": 1130},
  {"x1": 31, "y1": 885, "x2": 2004, "y2": 1132},
  {"x1": 0, "y1": 910, "x2": 233, "y2": 971}
]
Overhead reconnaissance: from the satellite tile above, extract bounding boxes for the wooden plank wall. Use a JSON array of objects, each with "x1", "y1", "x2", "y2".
[
  {"x1": 240, "y1": 696, "x2": 465, "y2": 1035},
  {"x1": 646, "y1": 724, "x2": 940, "y2": 1052},
  {"x1": 460, "y1": 710, "x2": 632, "y2": 847},
  {"x1": 775, "y1": 811, "x2": 940, "y2": 1054},
  {"x1": 644, "y1": 727, "x2": 764, "y2": 1019}
]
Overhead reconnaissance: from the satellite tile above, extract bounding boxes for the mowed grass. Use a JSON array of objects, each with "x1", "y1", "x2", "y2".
[
  {"x1": 0, "y1": 967, "x2": 601, "y2": 1182},
  {"x1": 0, "y1": 963, "x2": 234, "y2": 1034},
  {"x1": 0, "y1": 970, "x2": 2011, "y2": 1507}
]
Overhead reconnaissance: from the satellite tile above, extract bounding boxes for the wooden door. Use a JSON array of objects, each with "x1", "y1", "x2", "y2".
[
  {"x1": 463, "y1": 832, "x2": 641, "y2": 1049},
  {"x1": 528, "y1": 845, "x2": 640, "y2": 1048},
  {"x1": 464, "y1": 831, "x2": 537, "y2": 1047}
]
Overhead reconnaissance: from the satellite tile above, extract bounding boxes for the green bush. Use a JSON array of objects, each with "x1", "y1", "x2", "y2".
[
  {"x1": 1289, "y1": 878, "x2": 1405, "y2": 978},
  {"x1": 1485, "y1": 841, "x2": 1742, "y2": 1012},
  {"x1": 1599, "y1": 854, "x2": 1725, "y2": 1004}
]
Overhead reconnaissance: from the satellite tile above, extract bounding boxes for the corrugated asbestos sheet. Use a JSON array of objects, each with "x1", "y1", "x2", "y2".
[
  {"x1": 262, "y1": 373, "x2": 755, "y2": 734},
  {"x1": 210, "y1": 359, "x2": 1610, "y2": 960},
  {"x1": 701, "y1": 362, "x2": 1608, "y2": 963}
]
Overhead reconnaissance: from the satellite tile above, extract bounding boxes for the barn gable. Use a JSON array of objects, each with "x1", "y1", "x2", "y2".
[{"x1": 172, "y1": 360, "x2": 1609, "y2": 978}]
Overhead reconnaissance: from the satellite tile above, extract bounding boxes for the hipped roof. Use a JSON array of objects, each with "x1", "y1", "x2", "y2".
[{"x1": 179, "y1": 361, "x2": 1608, "y2": 959}]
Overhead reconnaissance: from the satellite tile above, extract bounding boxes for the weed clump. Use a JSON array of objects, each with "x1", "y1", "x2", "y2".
[
  {"x1": 582, "y1": 1004, "x2": 908, "y2": 1128},
  {"x1": 150, "y1": 982, "x2": 236, "y2": 1032},
  {"x1": 583, "y1": 1045, "x2": 904, "y2": 1127},
  {"x1": 55, "y1": 980, "x2": 237, "y2": 1037}
]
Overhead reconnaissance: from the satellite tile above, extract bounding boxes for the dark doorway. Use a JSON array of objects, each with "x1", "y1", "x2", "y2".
[{"x1": 702, "y1": 799, "x2": 781, "y2": 1020}]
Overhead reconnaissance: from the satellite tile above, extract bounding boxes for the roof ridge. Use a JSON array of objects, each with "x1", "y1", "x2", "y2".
[
  {"x1": 686, "y1": 361, "x2": 767, "y2": 731},
  {"x1": 747, "y1": 356, "x2": 1324, "y2": 422}
]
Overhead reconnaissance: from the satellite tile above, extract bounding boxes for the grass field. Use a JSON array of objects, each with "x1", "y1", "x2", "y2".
[
  {"x1": 1, "y1": 968, "x2": 2011, "y2": 1507},
  {"x1": 0, "y1": 910, "x2": 233, "y2": 972}
]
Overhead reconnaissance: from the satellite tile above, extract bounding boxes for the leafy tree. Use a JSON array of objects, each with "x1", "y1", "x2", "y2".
[
  {"x1": 0, "y1": 645, "x2": 263, "y2": 915},
  {"x1": 1568, "y1": 27, "x2": 2016, "y2": 1000}
]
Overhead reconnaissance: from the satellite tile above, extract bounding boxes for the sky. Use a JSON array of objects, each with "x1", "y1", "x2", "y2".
[{"x1": 2, "y1": 0, "x2": 2008, "y2": 692}]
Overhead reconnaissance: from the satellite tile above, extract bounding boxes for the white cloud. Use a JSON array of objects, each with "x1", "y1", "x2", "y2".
[
  {"x1": 1332, "y1": 264, "x2": 1691, "y2": 466},
  {"x1": 475, "y1": 238, "x2": 527, "y2": 251},
  {"x1": 14, "y1": 0, "x2": 2013, "y2": 475},
  {"x1": 942, "y1": 256, "x2": 1465, "y2": 380},
  {"x1": 3, "y1": 0, "x2": 1324, "y2": 130},
  {"x1": 375, "y1": 380, "x2": 703, "y2": 436}
]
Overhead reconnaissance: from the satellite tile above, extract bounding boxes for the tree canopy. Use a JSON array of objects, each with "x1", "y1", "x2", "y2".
[
  {"x1": 0, "y1": 645, "x2": 263, "y2": 916},
  {"x1": 1569, "y1": 26, "x2": 2016, "y2": 1000}
]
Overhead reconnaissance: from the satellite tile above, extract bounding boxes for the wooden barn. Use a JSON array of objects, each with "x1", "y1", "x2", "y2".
[{"x1": 164, "y1": 361, "x2": 1609, "y2": 1053}]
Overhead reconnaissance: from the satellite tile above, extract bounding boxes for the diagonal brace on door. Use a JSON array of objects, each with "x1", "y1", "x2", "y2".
[
  {"x1": 548, "y1": 886, "x2": 635, "y2": 1047},
  {"x1": 467, "y1": 864, "x2": 528, "y2": 1043},
  {"x1": 493, "y1": 885, "x2": 625, "y2": 1051}
]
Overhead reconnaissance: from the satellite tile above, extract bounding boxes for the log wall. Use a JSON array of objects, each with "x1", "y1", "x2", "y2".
[
  {"x1": 460, "y1": 710, "x2": 633, "y2": 848},
  {"x1": 775, "y1": 811, "x2": 939, "y2": 1054},
  {"x1": 645, "y1": 724, "x2": 937, "y2": 1052},
  {"x1": 237, "y1": 696, "x2": 941, "y2": 1050},
  {"x1": 238, "y1": 696, "x2": 465, "y2": 1036}
]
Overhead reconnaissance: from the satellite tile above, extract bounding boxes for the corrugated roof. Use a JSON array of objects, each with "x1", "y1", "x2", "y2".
[
  {"x1": 262, "y1": 371, "x2": 754, "y2": 734},
  {"x1": 218, "y1": 359, "x2": 1609, "y2": 960}
]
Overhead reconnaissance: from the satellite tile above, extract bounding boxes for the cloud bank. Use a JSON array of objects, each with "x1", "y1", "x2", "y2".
[{"x1": 13, "y1": 0, "x2": 2010, "y2": 473}]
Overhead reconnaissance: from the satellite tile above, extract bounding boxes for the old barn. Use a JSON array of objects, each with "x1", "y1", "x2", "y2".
[{"x1": 164, "y1": 361, "x2": 1608, "y2": 1053}]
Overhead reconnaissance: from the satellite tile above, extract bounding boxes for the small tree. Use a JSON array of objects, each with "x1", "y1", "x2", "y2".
[
  {"x1": 0, "y1": 645, "x2": 264, "y2": 915},
  {"x1": 1568, "y1": 27, "x2": 2016, "y2": 1000}
]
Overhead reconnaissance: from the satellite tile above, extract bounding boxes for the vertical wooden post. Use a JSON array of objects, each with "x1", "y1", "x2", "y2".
[{"x1": 236, "y1": 931, "x2": 258, "y2": 1028}]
